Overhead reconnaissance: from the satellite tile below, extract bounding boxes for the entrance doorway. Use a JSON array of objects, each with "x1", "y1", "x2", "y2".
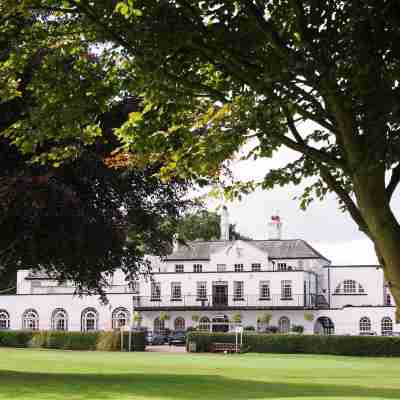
[
  {"x1": 212, "y1": 315, "x2": 229, "y2": 332},
  {"x1": 213, "y1": 283, "x2": 228, "y2": 308},
  {"x1": 314, "y1": 316, "x2": 335, "y2": 335}
]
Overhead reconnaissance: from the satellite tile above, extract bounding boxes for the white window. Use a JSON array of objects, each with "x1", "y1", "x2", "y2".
[
  {"x1": 217, "y1": 264, "x2": 226, "y2": 272},
  {"x1": 112, "y1": 307, "x2": 129, "y2": 329},
  {"x1": 251, "y1": 263, "x2": 261, "y2": 272},
  {"x1": 22, "y1": 309, "x2": 39, "y2": 330},
  {"x1": 359, "y1": 317, "x2": 371, "y2": 334},
  {"x1": 234, "y1": 264, "x2": 244, "y2": 272},
  {"x1": 279, "y1": 316, "x2": 290, "y2": 333},
  {"x1": 151, "y1": 282, "x2": 161, "y2": 301},
  {"x1": 171, "y1": 282, "x2": 182, "y2": 301},
  {"x1": 193, "y1": 264, "x2": 203, "y2": 273},
  {"x1": 233, "y1": 281, "x2": 244, "y2": 300},
  {"x1": 197, "y1": 281, "x2": 207, "y2": 299},
  {"x1": 277, "y1": 263, "x2": 287, "y2": 271},
  {"x1": 343, "y1": 280, "x2": 357, "y2": 294},
  {"x1": 175, "y1": 264, "x2": 184, "y2": 273},
  {"x1": 130, "y1": 281, "x2": 140, "y2": 294},
  {"x1": 81, "y1": 308, "x2": 98, "y2": 332},
  {"x1": 51, "y1": 309, "x2": 68, "y2": 331},
  {"x1": 259, "y1": 281, "x2": 270, "y2": 300},
  {"x1": 0, "y1": 310, "x2": 10, "y2": 330},
  {"x1": 174, "y1": 317, "x2": 185, "y2": 331},
  {"x1": 198, "y1": 316, "x2": 210, "y2": 331},
  {"x1": 335, "y1": 280, "x2": 365, "y2": 294},
  {"x1": 281, "y1": 280, "x2": 292, "y2": 299},
  {"x1": 381, "y1": 317, "x2": 393, "y2": 336},
  {"x1": 154, "y1": 317, "x2": 165, "y2": 334}
]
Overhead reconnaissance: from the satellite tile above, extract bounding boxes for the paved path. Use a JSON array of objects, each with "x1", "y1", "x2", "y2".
[{"x1": 146, "y1": 345, "x2": 186, "y2": 353}]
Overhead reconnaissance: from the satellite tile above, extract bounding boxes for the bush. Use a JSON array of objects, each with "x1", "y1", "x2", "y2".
[
  {"x1": 0, "y1": 330, "x2": 146, "y2": 351},
  {"x1": 264, "y1": 326, "x2": 279, "y2": 334},
  {"x1": 291, "y1": 325, "x2": 304, "y2": 334},
  {"x1": 186, "y1": 332, "x2": 400, "y2": 357},
  {"x1": 244, "y1": 326, "x2": 256, "y2": 331}
]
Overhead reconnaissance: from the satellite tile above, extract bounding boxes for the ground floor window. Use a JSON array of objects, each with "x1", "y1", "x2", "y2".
[
  {"x1": 52, "y1": 309, "x2": 68, "y2": 331},
  {"x1": 278, "y1": 316, "x2": 290, "y2": 333},
  {"x1": 112, "y1": 307, "x2": 129, "y2": 329},
  {"x1": 22, "y1": 309, "x2": 39, "y2": 330},
  {"x1": 154, "y1": 317, "x2": 165, "y2": 334},
  {"x1": 81, "y1": 308, "x2": 98, "y2": 331},
  {"x1": 381, "y1": 317, "x2": 393, "y2": 336},
  {"x1": 0, "y1": 310, "x2": 10, "y2": 330},
  {"x1": 174, "y1": 317, "x2": 185, "y2": 331},
  {"x1": 359, "y1": 317, "x2": 371, "y2": 334},
  {"x1": 198, "y1": 316, "x2": 210, "y2": 331}
]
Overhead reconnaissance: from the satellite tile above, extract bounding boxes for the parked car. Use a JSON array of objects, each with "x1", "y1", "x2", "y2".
[
  {"x1": 151, "y1": 334, "x2": 168, "y2": 345},
  {"x1": 168, "y1": 331, "x2": 186, "y2": 346}
]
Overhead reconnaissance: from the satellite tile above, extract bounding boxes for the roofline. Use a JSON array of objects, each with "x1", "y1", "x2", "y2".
[
  {"x1": 324, "y1": 265, "x2": 380, "y2": 268},
  {"x1": 300, "y1": 240, "x2": 331, "y2": 263}
]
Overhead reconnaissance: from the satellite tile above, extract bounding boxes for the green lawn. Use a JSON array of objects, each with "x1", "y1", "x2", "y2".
[{"x1": 0, "y1": 348, "x2": 399, "y2": 400}]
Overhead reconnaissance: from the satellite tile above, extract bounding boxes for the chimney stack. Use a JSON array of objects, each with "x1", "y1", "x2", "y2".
[
  {"x1": 220, "y1": 206, "x2": 230, "y2": 241},
  {"x1": 268, "y1": 214, "x2": 282, "y2": 240}
]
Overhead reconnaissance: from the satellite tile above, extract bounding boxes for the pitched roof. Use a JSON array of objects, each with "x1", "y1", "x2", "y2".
[
  {"x1": 165, "y1": 239, "x2": 330, "y2": 262},
  {"x1": 25, "y1": 271, "x2": 52, "y2": 280}
]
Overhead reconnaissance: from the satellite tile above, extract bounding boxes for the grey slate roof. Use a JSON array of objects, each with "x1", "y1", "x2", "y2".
[
  {"x1": 165, "y1": 239, "x2": 330, "y2": 262},
  {"x1": 26, "y1": 271, "x2": 53, "y2": 280}
]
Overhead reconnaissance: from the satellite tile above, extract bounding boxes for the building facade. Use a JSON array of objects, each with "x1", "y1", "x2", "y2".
[{"x1": 0, "y1": 213, "x2": 398, "y2": 336}]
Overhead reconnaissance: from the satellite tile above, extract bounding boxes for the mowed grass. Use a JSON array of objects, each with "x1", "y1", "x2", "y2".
[{"x1": 0, "y1": 348, "x2": 399, "y2": 400}]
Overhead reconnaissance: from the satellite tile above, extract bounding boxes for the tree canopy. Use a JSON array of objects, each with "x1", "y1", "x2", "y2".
[{"x1": 2, "y1": 1, "x2": 400, "y2": 314}]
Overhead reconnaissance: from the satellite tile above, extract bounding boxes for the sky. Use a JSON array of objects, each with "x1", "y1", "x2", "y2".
[{"x1": 202, "y1": 143, "x2": 400, "y2": 266}]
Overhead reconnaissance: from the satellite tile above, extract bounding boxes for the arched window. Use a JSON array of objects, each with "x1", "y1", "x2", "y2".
[
  {"x1": 112, "y1": 307, "x2": 130, "y2": 329},
  {"x1": 198, "y1": 317, "x2": 210, "y2": 331},
  {"x1": 278, "y1": 316, "x2": 290, "y2": 334},
  {"x1": 174, "y1": 317, "x2": 185, "y2": 331},
  {"x1": 22, "y1": 309, "x2": 39, "y2": 330},
  {"x1": 154, "y1": 317, "x2": 165, "y2": 334},
  {"x1": 381, "y1": 317, "x2": 393, "y2": 336},
  {"x1": 335, "y1": 280, "x2": 365, "y2": 294},
  {"x1": 359, "y1": 317, "x2": 371, "y2": 334},
  {"x1": 0, "y1": 310, "x2": 10, "y2": 330},
  {"x1": 51, "y1": 309, "x2": 68, "y2": 331},
  {"x1": 81, "y1": 308, "x2": 98, "y2": 332}
]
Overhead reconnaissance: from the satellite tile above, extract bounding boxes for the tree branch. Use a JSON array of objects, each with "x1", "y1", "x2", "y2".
[{"x1": 386, "y1": 163, "x2": 400, "y2": 200}]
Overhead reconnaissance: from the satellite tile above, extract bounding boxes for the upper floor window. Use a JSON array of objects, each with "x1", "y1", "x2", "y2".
[
  {"x1": 151, "y1": 282, "x2": 161, "y2": 301},
  {"x1": 259, "y1": 281, "x2": 270, "y2": 300},
  {"x1": 234, "y1": 264, "x2": 244, "y2": 272},
  {"x1": 197, "y1": 281, "x2": 207, "y2": 300},
  {"x1": 175, "y1": 264, "x2": 184, "y2": 273},
  {"x1": 281, "y1": 280, "x2": 292, "y2": 300},
  {"x1": 217, "y1": 264, "x2": 226, "y2": 272},
  {"x1": 233, "y1": 281, "x2": 244, "y2": 300},
  {"x1": 251, "y1": 263, "x2": 261, "y2": 272},
  {"x1": 0, "y1": 310, "x2": 10, "y2": 330},
  {"x1": 22, "y1": 309, "x2": 39, "y2": 330},
  {"x1": 193, "y1": 264, "x2": 203, "y2": 273},
  {"x1": 277, "y1": 263, "x2": 287, "y2": 271},
  {"x1": 335, "y1": 280, "x2": 365, "y2": 295},
  {"x1": 171, "y1": 282, "x2": 182, "y2": 301}
]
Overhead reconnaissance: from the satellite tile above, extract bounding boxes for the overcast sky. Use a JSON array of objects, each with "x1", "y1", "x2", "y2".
[{"x1": 202, "y1": 143, "x2": 400, "y2": 266}]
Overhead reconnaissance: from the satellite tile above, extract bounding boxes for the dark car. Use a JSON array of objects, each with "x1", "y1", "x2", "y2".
[
  {"x1": 151, "y1": 334, "x2": 168, "y2": 345},
  {"x1": 168, "y1": 331, "x2": 186, "y2": 346}
]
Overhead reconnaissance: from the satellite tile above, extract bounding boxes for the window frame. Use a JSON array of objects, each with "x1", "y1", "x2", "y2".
[
  {"x1": 171, "y1": 282, "x2": 182, "y2": 301},
  {"x1": 196, "y1": 281, "x2": 207, "y2": 300},
  {"x1": 0, "y1": 310, "x2": 10, "y2": 330},
  {"x1": 281, "y1": 280, "x2": 293, "y2": 300},
  {"x1": 233, "y1": 281, "x2": 244, "y2": 301},
  {"x1": 259, "y1": 281, "x2": 271, "y2": 300},
  {"x1": 175, "y1": 264, "x2": 184, "y2": 273},
  {"x1": 193, "y1": 264, "x2": 203, "y2": 273},
  {"x1": 234, "y1": 264, "x2": 244, "y2": 272},
  {"x1": 151, "y1": 282, "x2": 161, "y2": 301},
  {"x1": 251, "y1": 263, "x2": 261, "y2": 272}
]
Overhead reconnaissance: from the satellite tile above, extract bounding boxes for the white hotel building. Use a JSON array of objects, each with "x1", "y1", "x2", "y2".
[{"x1": 0, "y1": 209, "x2": 398, "y2": 336}]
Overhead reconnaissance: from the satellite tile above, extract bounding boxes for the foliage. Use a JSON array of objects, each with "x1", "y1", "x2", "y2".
[
  {"x1": 159, "y1": 312, "x2": 170, "y2": 321},
  {"x1": 231, "y1": 313, "x2": 242, "y2": 324},
  {"x1": 243, "y1": 326, "x2": 255, "y2": 331},
  {"x1": 291, "y1": 325, "x2": 305, "y2": 334},
  {"x1": 0, "y1": 330, "x2": 145, "y2": 351},
  {"x1": 257, "y1": 313, "x2": 272, "y2": 325},
  {"x1": 191, "y1": 314, "x2": 200, "y2": 323},
  {"x1": 177, "y1": 209, "x2": 250, "y2": 241},
  {"x1": 187, "y1": 332, "x2": 400, "y2": 357},
  {"x1": 304, "y1": 312, "x2": 315, "y2": 322},
  {"x1": 3, "y1": 1, "x2": 400, "y2": 308}
]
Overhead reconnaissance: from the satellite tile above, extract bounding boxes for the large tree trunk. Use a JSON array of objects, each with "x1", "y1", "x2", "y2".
[{"x1": 353, "y1": 170, "x2": 400, "y2": 321}]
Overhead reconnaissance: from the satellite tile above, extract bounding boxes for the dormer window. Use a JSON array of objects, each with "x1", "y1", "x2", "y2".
[
  {"x1": 251, "y1": 263, "x2": 261, "y2": 272},
  {"x1": 277, "y1": 263, "x2": 287, "y2": 271},
  {"x1": 234, "y1": 264, "x2": 244, "y2": 272},
  {"x1": 193, "y1": 264, "x2": 202, "y2": 273}
]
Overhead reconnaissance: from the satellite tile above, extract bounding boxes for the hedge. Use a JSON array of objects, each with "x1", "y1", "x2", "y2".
[
  {"x1": 0, "y1": 330, "x2": 146, "y2": 351},
  {"x1": 186, "y1": 332, "x2": 400, "y2": 357}
]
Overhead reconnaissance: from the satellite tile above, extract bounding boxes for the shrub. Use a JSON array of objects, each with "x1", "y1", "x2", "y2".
[
  {"x1": 264, "y1": 326, "x2": 279, "y2": 334},
  {"x1": 0, "y1": 330, "x2": 146, "y2": 351},
  {"x1": 186, "y1": 332, "x2": 400, "y2": 357},
  {"x1": 244, "y1": 326, "x2": 256, "y2": 331},
  {"x1": 291, "y1": 325, "x2": 304, "y2": 334}
]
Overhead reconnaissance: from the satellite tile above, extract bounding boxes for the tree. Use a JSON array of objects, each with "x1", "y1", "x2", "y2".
[
  {"x1": 3, "y1": 2, "x2": 400, "y2": 316},
  {"x1": 176, "y1": 209, "x2": 250, "y2": 241}
]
